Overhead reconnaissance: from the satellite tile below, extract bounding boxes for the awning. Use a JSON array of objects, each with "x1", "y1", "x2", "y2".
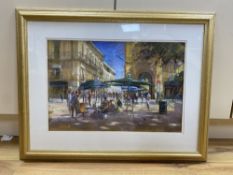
[{"x1": 49, "y1": 81, "x2": 68, "y2": 88}]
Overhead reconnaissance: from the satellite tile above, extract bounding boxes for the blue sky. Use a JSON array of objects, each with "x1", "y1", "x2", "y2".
[{"x1": 93, "y1": 41, "x2": 125, "y2": 79}]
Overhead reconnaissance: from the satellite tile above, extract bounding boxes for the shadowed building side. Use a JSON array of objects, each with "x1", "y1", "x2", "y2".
[
  {"x1": 125, "y1": 42, "x2": 185, "y2": 100},
  {"x1": 125, "y1": 42, "x2": 158, "y2": 99}
]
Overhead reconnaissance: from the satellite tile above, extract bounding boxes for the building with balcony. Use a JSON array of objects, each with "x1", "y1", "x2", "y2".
[
  {"x1": 103, "y1": 62, "x2": 116, "y2": 81},
  {"x1": 48, "y1": 40, "x2": 115, "y2": 98}
]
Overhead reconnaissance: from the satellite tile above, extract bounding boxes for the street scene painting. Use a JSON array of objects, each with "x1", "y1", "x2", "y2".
[{"x1": 48, "y1": 40, "x2": 185, "y2": 132}]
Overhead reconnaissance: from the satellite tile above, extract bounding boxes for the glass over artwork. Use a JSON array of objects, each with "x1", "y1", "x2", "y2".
[{"x1": 48, "y1": 40, "x2": 185, "y2": 132}]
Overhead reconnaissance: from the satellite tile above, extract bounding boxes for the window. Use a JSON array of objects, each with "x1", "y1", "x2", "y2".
[
  {"x1": 52, "y1": 68, "x2": 60, "y2": 77},
  {"x1": 80, "y1": 67, "x2": 85, "y2": 82}
]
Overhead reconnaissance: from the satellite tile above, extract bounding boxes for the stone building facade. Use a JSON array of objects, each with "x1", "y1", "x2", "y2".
[
  {"x1": 125, "y1": 43, "x2": 158, "y2": 99},
  {"x1": 125, "y1": 42, "x2": 184, "y2": 99},
  {"x1": 48, "y1": 40, "x2": 115, "y2": 98}
]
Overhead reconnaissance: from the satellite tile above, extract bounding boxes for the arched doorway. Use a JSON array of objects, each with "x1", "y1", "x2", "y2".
[{"x1": 138, "y1": 72, "x2": 155, "y2": 99}]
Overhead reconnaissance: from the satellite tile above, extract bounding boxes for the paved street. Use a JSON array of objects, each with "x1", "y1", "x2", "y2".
[{"x1": 49, "y1": 100, "x2": 182, "y2": 132}]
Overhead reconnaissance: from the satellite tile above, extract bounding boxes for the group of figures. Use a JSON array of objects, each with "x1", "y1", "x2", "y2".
[
  {"x1": 67, "y1": 90, "x2": 80, "y2": 117},
  {"x1": 66, "y1": 89, "x2": 121, "y2": 117},
  {"x1": 66, "y1": 88, "x2": 152, "y2": 118}
]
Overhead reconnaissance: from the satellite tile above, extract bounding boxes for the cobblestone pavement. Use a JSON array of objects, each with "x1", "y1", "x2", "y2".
[{"x1": 49, "y1": 100, "x2": 182, "y2": 132}]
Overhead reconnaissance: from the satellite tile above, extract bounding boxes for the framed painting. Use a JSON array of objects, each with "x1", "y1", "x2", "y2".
[{"x1": 16, "y1": 9, "x2": 214, "y2": 161}]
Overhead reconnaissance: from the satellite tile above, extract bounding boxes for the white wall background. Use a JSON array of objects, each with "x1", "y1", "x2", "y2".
[
  {"x1": 0, "y1": 0, "x2": 114, "y2": 114},
  {"x1": 0, "y1": 0, "x2": 232, "y2": 138},
  {"x1": 117, "y1": 0, "x2": 233, "y2": 119}
]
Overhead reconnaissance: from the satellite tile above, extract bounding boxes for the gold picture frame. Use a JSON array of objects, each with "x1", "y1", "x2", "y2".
[{"x1": 16, "y1": 9, "x2": 215, "y2": 161}]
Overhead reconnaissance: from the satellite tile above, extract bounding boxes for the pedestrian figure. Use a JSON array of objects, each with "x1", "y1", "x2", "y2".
[
  {"x1": 75, "y1": 91, "x2": 80, "y2": 115},
  {"x1": 70, "y1": 91, "x2": 78, "y2": 117},
  {"x1": 135, "y1": 92, "x2": 138, "y2": 103},
  {"x1": 67, "y1": 89, "x2": 72, "y2": 115},
  {"x1": 88, "y1": 91, "x2": 92, "y2": 106},
  {"x1": 100, "y1": 97, "x2": 109, "y2": 113},
  {"x1": 60, "y1": 94, "x2": 63, "y2": 102},
  {"x1": 146, "y1": 92, "x2": 151, "y2": 112},
  {"x1": 117, "y1": 98, "x2": 122, "y2": 108}
]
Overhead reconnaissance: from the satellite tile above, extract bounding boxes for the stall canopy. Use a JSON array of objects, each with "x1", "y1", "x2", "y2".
[{"x1": 49, "y1": 81, "x2": 68, "y2": 88}]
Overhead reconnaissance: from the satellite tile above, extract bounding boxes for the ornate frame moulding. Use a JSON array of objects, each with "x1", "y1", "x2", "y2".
[{"x1": 16, "y1": 9, "x2": 215, "y2": 161}]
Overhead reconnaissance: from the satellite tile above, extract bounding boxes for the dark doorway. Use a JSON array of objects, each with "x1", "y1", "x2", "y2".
[{"x1": 138, "y1": 72, "x2": 154, "y2": 99}]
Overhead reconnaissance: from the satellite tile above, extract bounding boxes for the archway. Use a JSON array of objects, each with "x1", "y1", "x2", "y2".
[{"x1": 138, "y1": 72, "x2": 155, "y2": 99}]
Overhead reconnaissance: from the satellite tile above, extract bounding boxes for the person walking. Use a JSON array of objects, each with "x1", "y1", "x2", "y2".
[
  {"x1": 67, "y1": 89, "x2": 72, "y2": 115},
  {"x1": 75, "y1": 91, "x2": 80, "y2": 115},
  {"x1": 88, "y1": 91, "x2": 92, "y2": 106},
  {"x1": 70, "y1": 91, "x2": 78, "y2": 117},
  {"x1": 146, "y1": 92, "x2": 151, "y2": 112}
]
